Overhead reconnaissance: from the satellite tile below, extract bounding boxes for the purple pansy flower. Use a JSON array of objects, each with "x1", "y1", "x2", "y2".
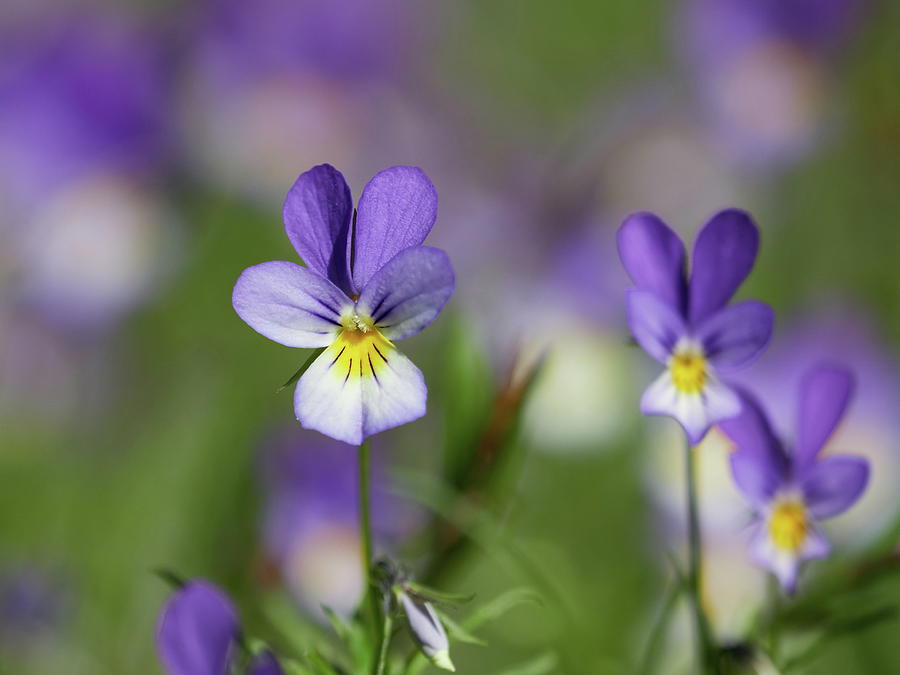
[
  {"x1": 720, "y1": 365, "x2": 870, "y2": 593},
  {"x1": 156, "y1": 580, "x2": 283, "y2": 675},
  {"x1": 233, "y1": 164, "x2": 455, "y2": 445},
  {"x1": 618, "y1": 209, "x2": 773, "y2": 444}
]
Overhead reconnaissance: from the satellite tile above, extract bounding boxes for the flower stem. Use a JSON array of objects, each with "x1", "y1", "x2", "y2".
[
  {"x1": 358, "y1": 440, "x2": 382, "y2": 671},
  {"x1": 684, "y1": 439, "x2": 716, "y2": 673},
  {"x1": 375, "y1": 612, "x2": 394, "y2": 675}
]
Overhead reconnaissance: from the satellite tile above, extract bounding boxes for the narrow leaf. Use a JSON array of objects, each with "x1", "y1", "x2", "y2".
[{"x1": 277, "y1": 348, "x2": 326, "y2": 393}]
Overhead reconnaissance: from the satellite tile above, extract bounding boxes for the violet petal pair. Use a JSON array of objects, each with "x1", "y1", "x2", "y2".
[
  {"x1": 618, "y1": 209, "x2": 774, "y2": 444},
  {"x1": 233, "y1": 164, "x2": 455, "y2": 445},
  {"x1": 156, "y1": 580, "x2": 283, "y2": 675},
  {"x1": 720, "y1": 364, "x2": 870, "y2": 593}
]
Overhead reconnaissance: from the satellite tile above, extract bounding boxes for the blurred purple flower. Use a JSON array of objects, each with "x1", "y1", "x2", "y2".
[
  {"x1": 618, "y1": 209, "x2": 773, "y2": 444},
  {"x1": 0, "y1": 567, "x2": 68, "y2": 650},
  {"x1": 156, "y1": 580, "x2": 283, "y2": 675},
  {"x1": 194, "y1": 0, "x2": 420, "y2": 85},
  {"x1": 233, "y1": 164, "x2": 455, "y2": 445},
  {"x1": 0, "y1": 9, "x2": 171, "y2": 211},
  {"x1": 721, "y1": 365, "x2": 869, "y2": 593},
  {"x1": 680, "y1": 0, "x2": 865, "y2": 167},
  {"x1": 0, "y1": 8, "x2": 176, "y2": 330},
  {"x1": 260, "y1": 429, "x2": 420, "y2": 617},
  {"x1": 735, "y1": 309, "x2": 900, "y2": 547},
  {"x1": 183, "y1": 0, "x2": 431, "y2": 202}
]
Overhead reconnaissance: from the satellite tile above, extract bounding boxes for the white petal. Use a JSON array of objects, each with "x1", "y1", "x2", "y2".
[
  {"x1": 293, "y1": 332, "x2": 426, "y2": 445},
  {"x1": 640, "y1": 369, "x2": 741, "y2": 444}
]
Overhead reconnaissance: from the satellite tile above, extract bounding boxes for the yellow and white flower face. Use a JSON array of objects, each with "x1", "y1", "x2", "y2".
[
  {"x1": 767, "y1": 498, "x2": 809, "y2": 555},
  {"x1": 326, "y1": 311, "x2": 394, "y2": 384},
  {"x1": 641, "y1": 338, "x2": 741, "y2": 445}
]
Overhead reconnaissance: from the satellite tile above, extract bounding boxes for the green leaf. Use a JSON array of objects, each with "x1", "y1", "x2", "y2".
[
  {"x1": 277, "y1": 348, "x2": 326, "y2": 393},
  {"x1": 152, "y1": 568, "x2": 186, "y2": 590},
  {"x1": 434, "y1": 609, "x2": 487, "y2": 646},
  {"x1": 321, "y1": 604, "x2": 370, "y2": 672},
  {"x1": 462, "y1": 587, "x2": 543, "y2": 632},
  {"x1": 305, "y1": 650, "x2": 341, "y2": 675},
  {"x1": 403, "y1": 581, "x2": 476, "y2": 606}
]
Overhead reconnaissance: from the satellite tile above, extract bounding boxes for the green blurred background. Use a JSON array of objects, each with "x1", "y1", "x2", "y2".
[{"x1": 1, "y1": 0, "x2": 899, "y2": 673}]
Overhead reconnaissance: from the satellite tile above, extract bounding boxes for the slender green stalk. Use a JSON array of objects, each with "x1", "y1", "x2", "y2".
[
  {"x1": 638, "y1": 579, "x2": 685, "y2": 675},
  {"x1": 358, "y1": 440, "x2": 383, "y2": 672},
  {"x1": 375, "y1": 613, "x2": 394, "y2": 675},
  {"x1": 358, "y1": 440, "x2": 374, "y2": 593},
  {"x1": 684, "y1": 439, "x2": 716, "y2": 673}
]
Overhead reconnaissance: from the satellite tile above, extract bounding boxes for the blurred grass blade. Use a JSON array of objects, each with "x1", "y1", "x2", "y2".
[
  {"x1": 277, "y1": 348, "x2": 326, "y2": 393},
  {"x1": 494, "y1": 651, "x2": 559, "y2": 675},
  {"x1": 462, "y1": 587, "x2": 542, "y2": 632}
]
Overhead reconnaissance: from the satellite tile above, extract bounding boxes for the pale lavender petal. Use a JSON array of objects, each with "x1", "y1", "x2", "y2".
[
  {"x1": 294, "y1": 339, "x2": 426, "y2": 445},
  {"x1": 720, "y1": 390, "x2": 788, "y2": 505},
  {"x1": 696, "y1": 300, "x2": 774, "y2": 370},
  {"x1": 795, "y1": 364, "x2": 854, "y2": 469},
  {"x1": 283, "y1": 164, "x2": 354, "y2": 295},
  {"x1": 353, "y1": 166, "x2": 438, "y2": 291},
  {"x1": 356, "y1": 246, "x2": 454, "y2": 341},
  {"x1": 640, "y1": 368, "x2": 741, "y2": 444},
  {"x1": 688, "y1": 209, "x2": 759, "y2": 324},
  {"x1": 232, "y1": 261, "x2": 350, "y2": 348},
  {"x1": 626, "y1": 289, "x2": 687, "y2": 364},
  {"x1": 616, "y1": 212, "x2": 686, "y2": 312},
  {"x1": 248, "y1": 651, "x2": 284, "y2": 675},
  {"x1": 801, "y1": 455, "x2": 869, "y2": 520},
  {"x1": 156, "y1": 581, "x2": 238, "y2": 675}
]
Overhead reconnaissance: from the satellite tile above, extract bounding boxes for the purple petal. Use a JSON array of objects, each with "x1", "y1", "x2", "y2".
[
  {"x1": 795, "y1": 364, "x2": 854, "y2": 469},
  {"x1": 688, "y1": 209, "x2": 759, "y2": 324},
  {"x1": 357, "y1": 246, "x2": 454, "y2": 341},
  {"x1": 232, "y1": 261, "x2": 350, "y2": 348},
  {"x1": 353, "y1": 166, "x2": 438, "y2": 291},
  {"x1": 626, "y1": 289, "x2": 687, "y2": 364},
  {"x1": 719, "y1": 390, "x2": 788, "y2": 505},
  {"x1": 283, "y1": 164, "x2": 354, "y2": 295},
  {"x1": 696, "y1": 300, "x2": 774, "y2": 370},
  {"x1": 616, "y1": 212, "x2": 686, "y2": 312},
  {"x1": 248, "y1": 651, "x2": 284, "y2": 675},
  {"x1": 294, "y1": 340, "x2": 426, "y2": 445},
  {"x1": 801, "y1": 455, "x2": 869, "y2": 520},
  {"x1": 156, "y1": 581, "x2": 239, "y2": 675}
]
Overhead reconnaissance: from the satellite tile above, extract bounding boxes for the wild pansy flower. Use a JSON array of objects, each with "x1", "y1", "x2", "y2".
[
  {"x1": 737, "y1": 310, "x2": 900, "y2": 547},
  {"x1": 618, "y1": 209, "x2": 773, "y2": 444},
  {"x1": 156, "y1": 580, "x2": 283, "y2": 675},
  {"x1": 720, "y1": 365, "x2": 870, "y2": 593},
  {"x1": 233, "y1": 164, "x2": 454, "y2": 445}
]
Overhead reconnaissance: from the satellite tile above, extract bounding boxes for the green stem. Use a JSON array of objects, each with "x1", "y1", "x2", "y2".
[
  {"x1": 359, "y1": 440, "x2": 374, "y2": 595},
  {"x1": 375, "y1": 613, "x2": 394, "y2": 675},
  {"x1": 638, "y1": 579, "x2": 685, "y2": 675},
  {"x1": 684, "y1": 439, "x2": 716, "y2": 673},
  {"x1": 358, "y1": 440, "x2": 382, "y2": 671}
]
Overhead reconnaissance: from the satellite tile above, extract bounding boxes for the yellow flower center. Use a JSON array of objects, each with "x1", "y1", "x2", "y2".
[
  {"x1": 327, "y1": 312, "x2": 393, "y2": 382},
  {"x1": 769, "y1": 500, "x2": 808, "y2": 553},
  {"x1": 670, "y1": 349, "x2": 707, "y2": 394}
]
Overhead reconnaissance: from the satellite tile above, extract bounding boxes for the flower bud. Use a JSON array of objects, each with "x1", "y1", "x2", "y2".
[{"x1": 399, "y1": 591, "x2": 455, "y2": 672}]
